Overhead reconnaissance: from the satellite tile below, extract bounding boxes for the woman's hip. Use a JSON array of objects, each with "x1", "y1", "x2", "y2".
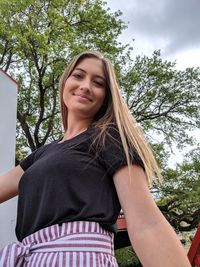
[{"x1": 0, "y1": 221, "x2": 118, "y2": 266}]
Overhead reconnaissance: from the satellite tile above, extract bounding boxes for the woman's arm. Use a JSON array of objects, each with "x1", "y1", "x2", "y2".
[
  {"x1": 0, "y1": 165, "x2": 24, "y2": 203},
  {"x1": 113, "y1": 164, "x2": 191, "y2": 267}
]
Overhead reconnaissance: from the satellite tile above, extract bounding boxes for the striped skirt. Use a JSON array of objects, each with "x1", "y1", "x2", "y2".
[{"x1": 0, "y1": 221, "x2": 119, "y2": 267}]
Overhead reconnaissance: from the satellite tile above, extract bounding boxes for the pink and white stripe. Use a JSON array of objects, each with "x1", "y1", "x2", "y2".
[{"x1": 0, "y1": 221, "x2": 118, "y2": 266}]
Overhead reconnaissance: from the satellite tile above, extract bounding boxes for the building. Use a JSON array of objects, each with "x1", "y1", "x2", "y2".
[{"x1": 0, "y1": 68, "x2": 18, "y2": 247}]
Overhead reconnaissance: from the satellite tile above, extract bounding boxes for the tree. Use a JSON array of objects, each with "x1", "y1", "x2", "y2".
[
  {"x1": 119, "y1": 51, "x2": 199, "y2": 232},
  {"x1": 0, "y1": 0, "x2": 129, "y2": 160},
  {"x1": 156, "y1": 147, "x2": 200, "y2": 232},
  {"x1": 120, "y1": 50, "x2": 200, "y2": 150}
]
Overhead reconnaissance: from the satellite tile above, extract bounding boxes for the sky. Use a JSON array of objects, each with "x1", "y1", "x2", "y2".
[
  {"x1": 106, "y1": 0, "x2": 200, "y2": 165},
  {"x1": 106, "y1": 0, "x2": 200, "y2": 70}
]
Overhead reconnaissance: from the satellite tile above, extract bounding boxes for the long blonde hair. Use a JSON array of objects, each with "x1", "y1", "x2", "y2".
[{"x1": 59, "y1": 51, "x2": 162, "y2": 185}]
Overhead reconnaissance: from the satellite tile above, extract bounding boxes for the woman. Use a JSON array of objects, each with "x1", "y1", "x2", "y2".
[{"x1": 0, "y1": 51, "x2": 191, "y2": 266}]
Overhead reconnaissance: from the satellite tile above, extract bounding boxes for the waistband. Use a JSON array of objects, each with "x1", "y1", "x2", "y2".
[
  {"x1": 23, "y1": 221, "x2": 113, "y2": 246},
  {"x1": 24, "y1": 221, "x2": 114, "y2": 254},
  {"x1": 0, "y1": 221, "x2": 115, "y2": 266}
]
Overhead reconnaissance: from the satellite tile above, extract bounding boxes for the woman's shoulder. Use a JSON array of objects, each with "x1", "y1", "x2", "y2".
[{"x1": 19, "y1": 141, "x2": 55, "y2": 171}]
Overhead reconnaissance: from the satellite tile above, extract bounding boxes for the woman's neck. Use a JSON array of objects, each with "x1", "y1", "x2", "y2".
[
  {"x1": 60, "y1": 112, "x2": 93, "y2": 141},
  {"x1": 65, "y1": 126, "x2": 88, "y2": 140}
]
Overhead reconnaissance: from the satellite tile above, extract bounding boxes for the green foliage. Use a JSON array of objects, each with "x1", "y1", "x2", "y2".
[
  {"x1": 0, "y1": 0, "x2": 128, "y2": 157},
  {"x1": 115, "y1": 246, "x2": 141, "y2": 267},
  {"x1": 120, "y1": 50, "x2": 200, "y2": 150},
  {"x1": 155, "y1": 147, "x2": 200, "y2": 231}
]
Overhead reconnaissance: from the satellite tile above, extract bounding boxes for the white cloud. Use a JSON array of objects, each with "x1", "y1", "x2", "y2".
[{"x1": 106, "y1": 0, "x2": 200, "y2": 68}]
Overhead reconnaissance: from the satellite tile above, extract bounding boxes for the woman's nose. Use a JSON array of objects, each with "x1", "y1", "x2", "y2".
[{"x1": 80, "y1": 78, "x2": 91, "y2": 91}]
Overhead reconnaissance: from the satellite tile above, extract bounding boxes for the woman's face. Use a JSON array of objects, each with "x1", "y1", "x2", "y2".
[{"x1": 63, "y1": 58, "x2": 106, "y2": 121}]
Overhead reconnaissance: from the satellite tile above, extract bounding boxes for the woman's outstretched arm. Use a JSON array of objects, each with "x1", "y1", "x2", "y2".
[
  {"x1": 0, "y1": 165, "x2": 24, "y2": 203},
  {"x1": 113, "y1": 164, "x2": 191, "y2": 267}
]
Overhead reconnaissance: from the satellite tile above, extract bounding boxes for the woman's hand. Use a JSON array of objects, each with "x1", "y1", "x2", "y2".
[{"x1": 113, "y1": 164, "x2": 191, "y2": 267}]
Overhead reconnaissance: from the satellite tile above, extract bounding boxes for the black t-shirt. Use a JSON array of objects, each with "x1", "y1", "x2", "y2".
[{"x1": 17, "y1": 127, "x2": 143, "y2": 241}]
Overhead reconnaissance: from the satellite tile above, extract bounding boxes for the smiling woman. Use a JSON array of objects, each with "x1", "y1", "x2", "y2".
[
  {"x1": 61, "y1": 57, "x2": 106, "y2": 132},
  {"x1": 0, "y1": 51, "x2": 191, "y2": 266}
]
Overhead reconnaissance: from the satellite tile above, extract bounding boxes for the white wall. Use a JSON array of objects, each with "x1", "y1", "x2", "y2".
[{"x1": 0, "y1": 70, "x2": 18, "y2": 248}]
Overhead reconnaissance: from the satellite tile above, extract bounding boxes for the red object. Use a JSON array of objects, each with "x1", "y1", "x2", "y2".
[
  {"x1": 0, "y1": 67, "x2": 18, "y2": 85},
  {"x1": 188, "y1": 224, "x2": 200, "y2": 267},
  {"x1": 116, "y1": 216, "x2": 127, "y2": 231}
]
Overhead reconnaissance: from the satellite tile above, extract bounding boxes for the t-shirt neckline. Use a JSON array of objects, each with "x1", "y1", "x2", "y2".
[{"x1": 57, "y1": 128, "x2": 90, "y2": 145}]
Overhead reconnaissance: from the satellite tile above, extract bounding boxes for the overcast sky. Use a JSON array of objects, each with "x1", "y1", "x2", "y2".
[{"x1": 106, "y1": 0, "x2": 200, "y2": 69}]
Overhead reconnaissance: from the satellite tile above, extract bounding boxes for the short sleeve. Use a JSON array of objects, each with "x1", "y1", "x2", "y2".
[
  {"x1": 100, "y1": 127, "x2": 144, "y2": 177},
  {"x1": 19, "y1": 144, "x2": 50, "y2": 171}
]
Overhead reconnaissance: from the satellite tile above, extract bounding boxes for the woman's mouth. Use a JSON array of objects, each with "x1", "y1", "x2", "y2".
[{"x1": 74, "y1": 93, "x2": 92, "y2": 101}]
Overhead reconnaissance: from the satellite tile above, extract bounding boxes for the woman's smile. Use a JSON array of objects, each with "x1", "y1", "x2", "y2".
[
  {"x1": 73, "y1": 92, "x2": 93, "y2": 102},
  {"x1": 62, "y1": 57, "x2": 106, "y2": 120}
]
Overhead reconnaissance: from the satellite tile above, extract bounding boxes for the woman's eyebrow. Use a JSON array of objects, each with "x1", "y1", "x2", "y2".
[{"x1": 74, "y1": 67, "x2": 105, "y2": 81}]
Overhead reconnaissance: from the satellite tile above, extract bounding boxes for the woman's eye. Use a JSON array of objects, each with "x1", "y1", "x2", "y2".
[
  {"x1": 94, "y1": 81, "x2": 104, "y2": 87},
  {"x1": 73, "y1": 73, "x2": 82, "y2": 79}
]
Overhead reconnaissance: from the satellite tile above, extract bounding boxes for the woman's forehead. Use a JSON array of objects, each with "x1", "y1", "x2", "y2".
[{"x1": 74, "y1": 58, "x2": 105, "y2": 78}]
